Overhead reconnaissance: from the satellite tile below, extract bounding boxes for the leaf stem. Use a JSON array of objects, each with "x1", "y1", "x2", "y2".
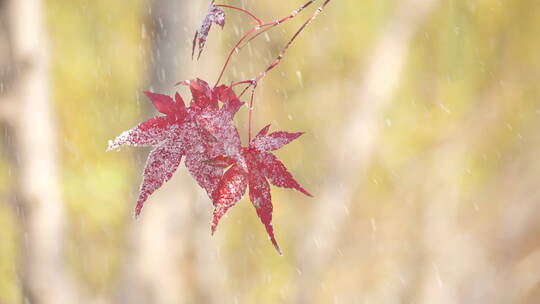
[
  {"x1": 247, "y1": 83, "x2": 257, "y2": 143},
  {"x1": 214, "y1": 27, "x2": 257, "y2": 87},
  {"x1": 237, "y1": 81, "x2": 253, "y2": 98},
  {"x1": 254, "y1": 0, "x2": 332, "y2": 83},
  {"x1": 214, "y1": 4, "x2": 263, "y2": 25},
  {"x1": 237, "y1": 23, "x2": 277, "y2": 50},
  {"x1": 231, "y1": 80, "x2": 254, "y2": 87}
]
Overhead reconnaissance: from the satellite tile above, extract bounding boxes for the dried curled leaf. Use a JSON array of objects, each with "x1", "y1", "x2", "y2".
[{"x1": 193, "y1": 4, "x2": 226, "y2": 59}]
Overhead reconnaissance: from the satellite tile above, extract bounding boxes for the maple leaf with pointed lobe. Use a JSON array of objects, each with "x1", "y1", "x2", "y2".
[
  {"x1": 107, "y1": 79, "x2": 243, "y2": 217},
  {"x1": 192, "y1": 4, "x2": 225, "y2": 59},
  {"x1": 207, "y1": 125, "x2": 312, "y2": 254}
]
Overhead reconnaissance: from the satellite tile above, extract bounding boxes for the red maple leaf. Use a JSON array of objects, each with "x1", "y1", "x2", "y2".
[
  {"x1": 108, "y1": 79, "x2": 243, "y2": 217},
  {"x1": 192, "y1": 4, "x2": 226, "y2": 59},
  {"x1": 208, "y1": 125, "x2": 312, "y2": 254}
]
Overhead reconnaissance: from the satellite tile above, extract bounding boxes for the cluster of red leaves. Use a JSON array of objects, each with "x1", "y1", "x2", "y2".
[
  {"x1": 108, "y1": 79, "x2": 310, "y2": 254},
  {"x1": 108, "y1": 0, "x2": 331, "y2": 253}
]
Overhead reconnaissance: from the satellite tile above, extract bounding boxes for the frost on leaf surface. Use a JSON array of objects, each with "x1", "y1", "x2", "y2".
[
  {"x1": 107, "y1": 80, "x2": 243, "y2": 216},
  {"x1": 183, "y1": 124, "x2": 224, "y2": 198},
  {"x1": 211, "y1": 165, "x2": 247, "y2": 234},
  {"x1": 193, "y1": 4, "x2": 225, "y2": 59},
  {"x1": 210, "y1": 126, "x2": 311, "y2": 254},
  {"x1": 106, "y1": 117, "x2": 180, "y2": 151},
  {"x1": 136, "y1": 143, "x2": 183, "y2": 216},
  {"x1": 251, "y1": 124, "x2": 304, "y2": 152}
]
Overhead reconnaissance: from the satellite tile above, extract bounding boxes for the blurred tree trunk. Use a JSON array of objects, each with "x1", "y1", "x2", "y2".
[
  {"x1": 292, "y1": 0, "x2": 440, "y2": 302},
  {"x1": 0, "y1": 0, "x2": 74, "y2": 303},
  {"x1": 415, "y1": 93, "x2": 540, "y2": 303},
  {"x1": 117, "y1": 2, "x2": 225, "y2": 303}
]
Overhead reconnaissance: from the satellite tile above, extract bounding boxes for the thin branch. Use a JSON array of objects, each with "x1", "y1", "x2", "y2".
[
  {"x1": 255, "y1": 0, "x2": 331, "y2": 82},
  {"x1": 238, "y1": 81, "x2": 253, "y2": 99},
  {"x1": 214, "y1": 27, "x2": 256, "y2": 87},
  {"x1": 212, "y1": 0, "x2": 332, "y2": 144},
  {"x1": 242, "y1": 0, "x2": 331, "y2": 141},
  {"x1": 260, "y1": 0, "x2": 318, "y2": 27},
  {"x1": 237, "y1": 23, "x2": 278, "y2": 50},
  {"x1": 213, "y1": 0, "x2": 321, "y2": 87}
]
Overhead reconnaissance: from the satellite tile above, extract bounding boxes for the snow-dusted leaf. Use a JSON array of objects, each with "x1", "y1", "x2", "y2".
[
  {"x1": 192, "y1": 85, "x2": 245, "y2": 165},
  {"x1": 211, "y1": 165, "x2": 247, "y2": 233},
  {"x1": 256, "y1": 151, "x2": 312, "y2": 197},
  {"x1": 248, "y1": 167, "x2": 281, "y2": 255},
  {"x1": 197, "y1": 108, "x2": 242, "y2": 161},
  {"x1": 144, "y1": 91, "x2": 186, "y2": 117},
  {"x1": 251, "y1": 125, "x2": 303, "y2": 151},
  {"x1": 107, "y1": 116, "x2": 180, "y2": 151},
  {"x1": 210, "y1": 125, "x2": 310, "y2": 253},
  {"x1": 215, "y1": 85, "x2": 244, "y2": 116},
  {"x1": 188, "y1": 79, "x2": 215, "y2": 104},
  {"x1": 135, "y1": 142, "x2": 183, "y2": 216},
  {"x1": 184, "y1": 126, "x2": 224, "y2": 197},
  {"x1": 108, "y1": 81, "x2": 245, "y2": 216},
  {"x1": 254, "y1": 124, "x2": 271, "y2": 138}
]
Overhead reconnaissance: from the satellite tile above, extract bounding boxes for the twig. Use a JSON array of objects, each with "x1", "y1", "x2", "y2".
[
  {"x1": 260, "y1": 0, "x2": 318, "y2": 27},
  {"x1": 213, "y1": 27, "x2": 256, "y2": 87},
  {"x1": 254, "y1": 0, "x2": 331, "y2": 82},
  {"x1": 213, "y1": 0, "x2": 321, "y2": 87},
  {"x1": 213, "y1": 0, "x2": 332, "y2": 143},
  {"x1": 246, "y1": 0, "x2": 332, "y2": 141}
]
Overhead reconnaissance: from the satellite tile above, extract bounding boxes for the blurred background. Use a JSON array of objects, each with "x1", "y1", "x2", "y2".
[{"x1": 1, "y1": 0, "x2": 539, "y2": 303}]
